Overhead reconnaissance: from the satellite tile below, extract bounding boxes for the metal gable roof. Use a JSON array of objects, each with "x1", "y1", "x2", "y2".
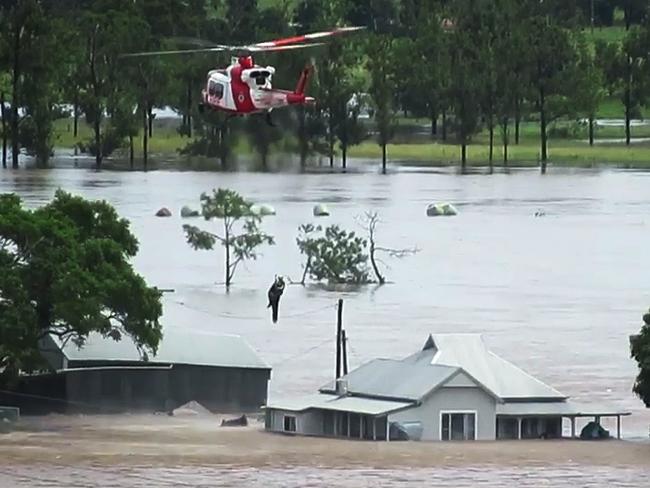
[
  {"x1": 53, "y1": 329, "x2": 270, "y2": 370},
  {"x1": 405, "y1": 334, "x2": 566, "y2": 401},
  {"x1": 319, "y1": 359, "x2": 460, "y2": 401},
  {"x1": 266, "y1": 393, "x2": 413, "y2": 415}
]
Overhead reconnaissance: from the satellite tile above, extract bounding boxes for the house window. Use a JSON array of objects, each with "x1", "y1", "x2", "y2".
[
  {"x1": 283, "y1": 415, "x2": 296, "y2": 433},
  {"x1": 441, "y1": 412, "x2": 476, "y2": 441}
]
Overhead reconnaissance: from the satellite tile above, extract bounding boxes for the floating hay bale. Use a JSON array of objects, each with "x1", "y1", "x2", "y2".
[
  {"x1": 250, "y1": 204, "x2": 276, "y2": 216},
  {"x1": 313, "y1": 204, "x2": 330, "y2": 217},
  {"x1": 180, "y1": 206, "x2": 200, "y2": 218},
  {"x1": 156, "y1": 207, "x2": 172, "y2": 217},
  {"x1": 426, "y1": 203, "x2": 457, "y2": 217}
]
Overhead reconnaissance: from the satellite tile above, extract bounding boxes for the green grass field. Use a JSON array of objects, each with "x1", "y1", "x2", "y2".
[{"x1": 53, "y1": 116, "x2": 650, "y2": 169}]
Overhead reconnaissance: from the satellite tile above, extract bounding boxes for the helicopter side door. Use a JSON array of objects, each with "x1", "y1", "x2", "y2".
[{"x1": 206, "y1": 73, "x2": 236, "y2": 111}]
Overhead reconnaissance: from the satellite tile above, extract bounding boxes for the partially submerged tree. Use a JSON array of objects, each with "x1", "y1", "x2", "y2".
[
  {"x1": 360, "y1": 211, "x2": 418, "y2": 285},
  {"x1": 630, "y1": 308, "x2": 650, "y2": 407},
  {"x1": 295, "y1": 223, "x2": 321, "y2": 285},
  {"x1": 0, "y1": 190, "x2": 163, "y2": 380},
  {"x1": 296, "y1": 224, "x2": 369, "y2": 284},
  {"x1": 183, "y1": 189, "x2": 275, "y2": 288}
]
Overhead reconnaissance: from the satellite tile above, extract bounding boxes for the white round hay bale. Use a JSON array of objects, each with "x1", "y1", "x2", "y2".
[{"x1": 313, "y1": 204, "x2": 330, "y2": 217}]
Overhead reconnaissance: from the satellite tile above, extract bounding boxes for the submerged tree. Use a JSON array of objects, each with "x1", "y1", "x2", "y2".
[
  {"x1": 0, "y1": 190, "x2": 163, "y2": 380},
  {"x1": 183, "y1": 189, "x2": 275, "y2": 288},
  {"x1": 360, "y1": 211, "x2": 418, "y2": 285},
  {"x1": 296, "y1": 224, "x2": 369, "y2": 284},
  {"x1": 630, "y1": 308, "x2": 650, "y2": 407}
]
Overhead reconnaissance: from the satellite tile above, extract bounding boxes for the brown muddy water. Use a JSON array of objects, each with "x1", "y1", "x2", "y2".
[{"x1": 0, "y1": 164, "x2": 649, "y2": 486}]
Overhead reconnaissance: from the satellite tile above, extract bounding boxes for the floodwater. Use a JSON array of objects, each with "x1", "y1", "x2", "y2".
[
  {"x1": 1, "y1": 464, "x2": 649, "y2": 488},
  {"x1": 1, "y1": 162, "x2": 649, "y2": 485}
]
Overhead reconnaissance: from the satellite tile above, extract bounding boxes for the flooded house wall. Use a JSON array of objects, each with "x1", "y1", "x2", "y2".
[
  {"x1": 65, "y1": 365, "x2": 269, "y2": 413},
  {"x1": 389, "y1": 387, "x2": 497, "y2": 441},
  {"x1": 3, "y1": 365, "x2": 270, "y2": 415},
  {"x1": 265, "y1": 409, "x2": 325, "y2": 436}
]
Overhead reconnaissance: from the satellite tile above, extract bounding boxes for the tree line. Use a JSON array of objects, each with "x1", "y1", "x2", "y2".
[{"x1": 1, "y1": 0, "x2": 650, "y2": 173}]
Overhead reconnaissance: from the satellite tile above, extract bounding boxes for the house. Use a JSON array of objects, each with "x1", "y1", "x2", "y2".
[
  {"x1": 1, "y1": 329, "x2": 271, "y2": 415},
  {"x1": 265, "y1": 334, "x2": 630, "y2": 441}
]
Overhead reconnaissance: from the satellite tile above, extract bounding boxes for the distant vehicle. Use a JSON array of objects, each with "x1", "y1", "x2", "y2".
[{"x1": 120, "y1": 27, "x2": 365, "y2": 125}]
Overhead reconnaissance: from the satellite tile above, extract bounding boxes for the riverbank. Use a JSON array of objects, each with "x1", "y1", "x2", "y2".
[
  {"x1": 51, "y1": 119, "x2": 650, "y2": 170},
  {"x1": 1, "y1": 415, "x2": 648, "y2": 469}
]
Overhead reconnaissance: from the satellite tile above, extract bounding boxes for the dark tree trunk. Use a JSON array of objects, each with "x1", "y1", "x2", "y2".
[
  {"x1": 1, "y1": 92, "x2": 7, "y2": 169},
  {"x1": 142, "y1": 104, "x2": 148, "y2": 171},
  {"x1": 539, "y1": 85, "x2": 548, "y2": 174},
  {"x1": 589, "y1": 116, "x2": 595, "y2": 146},
  {"x1": 93, "y1": 117, "x2": 101, "y2": 169},
  {"x1": 381, "y1": 143, "x2": 387, "y2": 174},
  {"x1": 369, "y1": 243, "x2": 385, "y2": 285},
  {"x1": 224, "y1": 221, "x2": 231, "y2": 288},
  {"x1": 625, "y1": 55, "x2": 631, "y2": 146},
  {"x1": 431, "y1": 108, "x2": 437, "y2": 137},
  {"x1": 261, "y1": 151, "x2": 268, "y2": 171},
  {"x1": 129, "y1": 134, "x2": 134, "y2": 170},
  {"x1": 147, "y1": 104, "x2": 153, "y2": 138},
  {"x1": 186, "y1": 78, "x2": 192, "y2": 138},
  {"x1": 11, "y1": 22, "x2": 22, "y2": 169},
  {"x1": 461, "y1": 143, "x2": 467, "y2": 173},
  {"x1": 73, "y1": 88, "x2": 79, "y2": 138},
  {"x1": 488, "y1": 120, "x2": 494, "y2": 174},
  {"x1": 89, "y1": 28, "x2": 102, "y2": 169},
  {"x1": 501, "y1": 117, "x2": 509, "y2": 168},
  {"x1": 342, "y1": 144, "x2": 347, "y2": 171},
  {"x1": 441, "y1": 109, "x2": 447, "y2": 141},
  {"x1": 328, "y1": 118, "x2": 334, "y2": 168},
  {"x1": 514, "y1": 97, "x2": 521, "y2": 145}
]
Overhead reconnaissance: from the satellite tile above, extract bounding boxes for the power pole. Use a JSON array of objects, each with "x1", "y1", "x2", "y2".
[
  {"x1": 342, "y1": 329, "x2": 348, "y2": 376},
  {"x1": 336, "y1": 299, "x2": 343, "y2": 379}
]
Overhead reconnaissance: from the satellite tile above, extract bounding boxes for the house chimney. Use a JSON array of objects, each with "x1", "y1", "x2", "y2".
[{"x1": 336, "y1": 378, "x2": 348, "y2": 396}]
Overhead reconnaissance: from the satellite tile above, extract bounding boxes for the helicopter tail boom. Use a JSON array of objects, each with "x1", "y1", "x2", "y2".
[{"x1": 294, "y1": 65, "x2": 312, "y2": 95}]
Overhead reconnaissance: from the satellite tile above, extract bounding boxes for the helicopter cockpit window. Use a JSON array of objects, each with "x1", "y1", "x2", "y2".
[
  {"x1": 250, "y1": 70, "x2": 270, "y2": 87},
  {"x1": 208, "y1": 80, "x2": 224, "y2": 99}
]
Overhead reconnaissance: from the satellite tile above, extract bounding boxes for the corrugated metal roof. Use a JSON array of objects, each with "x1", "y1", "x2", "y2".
[
  {"x1": 497, "y1": 401, "x2": 631, "y2": 417},
  {"x1": 266, "y1": 393, "x2": 413, "y2": 415},
  {"x1": 54, "y1": 330, "x2": 270, "y2": 370},
  {"x1": 319, "y1": 359, "x2": 459, "y2": 401},
  {"x1": 405, "y1": 334, "x2": 566, "y2": 401}
]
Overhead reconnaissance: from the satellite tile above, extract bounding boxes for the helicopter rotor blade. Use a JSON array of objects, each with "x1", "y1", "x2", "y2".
[
  {"x1": 245, "y1": 42, "x2": 326, "y2": 52},
  {"x1": 251, "y1": 26, "x2": 365, "y2": 49},
  {"x1": 119, "y1": 26, "x2": 364, "y2": 59},
  {"x1": 119, "y1": 47, "x2": 226, "y2": 58}
]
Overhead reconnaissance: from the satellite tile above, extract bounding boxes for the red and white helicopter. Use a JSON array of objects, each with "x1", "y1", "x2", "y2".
[{"x1": 122, "y1": 26, "x2": 364, "y2": 125}]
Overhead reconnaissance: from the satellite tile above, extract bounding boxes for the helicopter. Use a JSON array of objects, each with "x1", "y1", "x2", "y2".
[{"x1": 121, "y1": 26, "x2": 365, "y2": 126}]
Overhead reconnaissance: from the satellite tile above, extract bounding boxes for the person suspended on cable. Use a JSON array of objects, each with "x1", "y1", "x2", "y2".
[{"x1": 267, "y1": 275, "x2": 285, "y2": 323}]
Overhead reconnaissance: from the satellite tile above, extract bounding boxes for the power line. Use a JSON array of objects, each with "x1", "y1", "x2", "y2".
[
  {"x1": 172, "y1": 300, "x2": 335, "y2": 321},
  {"x1": 271, "y1": 337, "x2": 332, "y2": 369}
]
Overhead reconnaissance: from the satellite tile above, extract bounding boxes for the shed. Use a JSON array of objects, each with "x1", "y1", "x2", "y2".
[{"x1": 1, "y1": 330, "x2": 271, "y2": 415}]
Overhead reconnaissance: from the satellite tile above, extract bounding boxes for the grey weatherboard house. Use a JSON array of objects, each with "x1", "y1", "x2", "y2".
[
  {"x1": 264, "y1": 334, "x2": 629, "y2": 441},
  {"x1": 1, "y1": 329, "x2": 271, "y2": 415}
]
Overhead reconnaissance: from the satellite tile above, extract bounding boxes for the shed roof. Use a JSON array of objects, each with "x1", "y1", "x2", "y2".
[
  {"x1": 53, "y1": 329, "x2": 270, "y2": 370},
  {"x1": 319, "y1": 359, "x2": 460, "y2": 401},
  {"x1": 404, "y1": 334, "x2": 566, "y2": 401},
  {"x1": 266, "y1": 393, "x2": 413, "y2": 415}
]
